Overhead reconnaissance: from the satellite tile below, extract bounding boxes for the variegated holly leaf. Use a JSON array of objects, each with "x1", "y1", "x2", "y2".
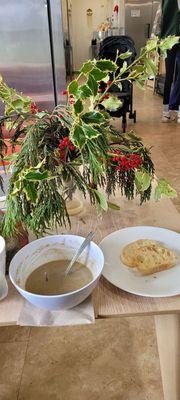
[
  {"x1": 74, "y1": 99, "x2": 83, "y2": 114},
  {"x1": 101, "y1": 96, "x2": 122, "y2": 112},
  {"x1": 82, "y1": 111, "x2": 106, "y2": 124},
  {"x1": 79, "y1": 84, "x2": 92, "y2": 99},
  {"x1": 107, "y1": 201, "x2": 120, "y2": 210},
  {"x1": 90, "y1": 68, "x2": 108, "y2": 81},
  {"x1": 87, "y1": 75, "x2": 98, "y2": 96},
  {"x1": 80, "y1": 60, "x2": 94, "y2": 74},
  {"x1": 68, "y1": 80, "x2": 78, "y2": 95},
  {"x1": 154, "y1": 179, "x2": 177, "y2": 201},
  {"x1": 96, "y1": 60, "x2": 117, "y2": 72},
  {"x1": 135, "y1": 170, "x2": 152, "y2": 192},
  {"x1": 94, "y1": 189, "x2": 108, "y2": 211},
  {"x1": 83, "y1": 123, "x2": 100, "y2": 139},
  {"x1": 159, "y1": 36, "x2": 180, "y2": 57},
  {"x1": 71, "y1": 125, "x2": 87, "y2": 149},
  {"x1": 118, "y1": 51, "x2": 132, "y2": 60}
]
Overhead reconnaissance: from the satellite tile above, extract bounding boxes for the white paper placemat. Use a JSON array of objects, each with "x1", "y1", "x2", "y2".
[{"x1": 18, "y1": 296, "x2": 94, "y2": 326}]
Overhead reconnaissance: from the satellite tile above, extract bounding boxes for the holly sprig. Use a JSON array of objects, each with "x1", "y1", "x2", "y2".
[{"x1": 0, "y1": 36, "x2": 179, "y2": 236}]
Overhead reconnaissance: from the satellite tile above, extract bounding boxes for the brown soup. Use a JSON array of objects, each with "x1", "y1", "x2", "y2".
[{"x1": 25, "y1": 260, "x2": 93, "y2": 295}]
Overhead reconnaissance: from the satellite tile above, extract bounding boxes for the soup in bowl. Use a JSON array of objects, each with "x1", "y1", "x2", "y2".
[{"x1": 9, "y1": 235, "x2": 104, "y2": 310}]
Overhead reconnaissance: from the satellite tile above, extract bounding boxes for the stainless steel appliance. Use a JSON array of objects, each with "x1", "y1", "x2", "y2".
[
  {"x1": 0, "y1": 0, "x2": 66, "y2": 112},
  {"x1": 125, "y1": 0, "x2": 161, "y2": 54}
]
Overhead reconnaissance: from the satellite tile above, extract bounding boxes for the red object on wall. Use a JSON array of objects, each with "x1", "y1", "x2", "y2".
[{"x1": 114, "y1": 4, "x2": 119, "y2": 13}]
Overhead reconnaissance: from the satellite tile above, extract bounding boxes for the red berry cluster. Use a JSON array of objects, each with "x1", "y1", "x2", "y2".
[
  {"x1": 111, "y1": 150, "x2": 142, "y2": 171},
  {"x1": 50, "y1": 113, "x2": 63, "y2": 121},
  {"x1": 30, "y1": 102, "x2": 39, "y2": 114},
  {"x1": 58, "y1": 136, "x2": 75, "y2": 161}
]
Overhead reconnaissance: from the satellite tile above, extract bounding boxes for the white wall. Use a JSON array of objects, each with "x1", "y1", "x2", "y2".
[
  {"x1": 61, "y1": 0, "x2": 126, "y2": 71},
  {"x1": 70, "y1": 0, "x2": 113, "y2": 70}
]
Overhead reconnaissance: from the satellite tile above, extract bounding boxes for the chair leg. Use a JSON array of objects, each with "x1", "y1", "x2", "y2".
[{"x1": 122, "y1": 113, "x2": 127, "y2": 133}]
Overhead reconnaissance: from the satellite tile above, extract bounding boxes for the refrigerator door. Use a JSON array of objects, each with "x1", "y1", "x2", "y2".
[
  {"x1": 125, "y1": 0, "x2": 153, "y2": 55},
  {"x1": 0, "y1": 0, "x2": 66, "y2": 112},
  {"x1": 48, "y1": 0, "x2": 67, "y2": 105}
]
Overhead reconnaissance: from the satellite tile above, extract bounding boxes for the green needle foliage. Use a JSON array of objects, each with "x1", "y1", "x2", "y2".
[{"x1": 0, "y1": 36, "x2": 179, "y2": 236}]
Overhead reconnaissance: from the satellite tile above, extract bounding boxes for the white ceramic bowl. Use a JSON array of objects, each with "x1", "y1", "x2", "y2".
[
  {"x1": 0, "y1": 235, "x2": 8, "y2": 301},
  {"x1": 0, "y1": 235, "x2": 6, "y2": 275},
  {"x1": 9, "y1": 235, "x2": 104, "y2": 310}
]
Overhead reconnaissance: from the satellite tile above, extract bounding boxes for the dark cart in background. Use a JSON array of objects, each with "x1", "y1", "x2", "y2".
[{"x1": 98, "y1": 35, "x2": 137, "y2": 132}]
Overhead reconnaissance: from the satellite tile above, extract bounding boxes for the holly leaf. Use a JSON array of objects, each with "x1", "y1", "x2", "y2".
[
  {"x1": 11, "y1": 180, "x2": 21, "y2": 196},
  {"x1": 154, "y1": 179, "x2": 177, "y2": 201},
  {"x1": 79, "y1": 84, "x2": 92, "y2": 99},
  {"x1": 11, "y1": 99, "x2": 24, "y2": 109},
  {"x1": 101, "y1": 75, "x2": 110, "y2": 83},
  {"x1": 90, "y1": 68, "x2": 108, "y2": 81},
  {"x1": 24, "y1": 170, "x2": 49, "y2": 181},
  {"x1": 101, "y1": 95, "x2": 122, "y2": 112},
  {"x1": 135, "y1": 79, "x2": 146, "y2": 90},
  {"x1": 145, "y1": 37, "x2": 158, "y2": 52},
  {"x1": 96, "y1": 60, "x2": 117, "y2": 72},
  {"x1": 5, "y1": 120, "x2": 14, "y2": 131},
  {"x1": 132, "y1": 65, "x2": 145, "y2": 74},
  {"x1": 135, "y1": 170, "x2": 152, "y2": 192},
  {"x1": 94, "y1": 189, "x2": 108, "y2": 211},
  {"x1": 83, "y1": 124, "x2": 100, "y2": 139},
  {"x1": 80, "y1": 60, "x2": 94, "y2": 74},
  {"x1": 118, "y1": 51, "x2": 132, "y2": 60},
  {"x1": 82, "y1": 111, "x2": 105, "y2": 124},
  {"x1": 120, "y1": 61, "x2": 128, "y2": 75},
  {"x1": 23, "y1": 181, "x2": 37, "y2": 204},
  {"x1": 36, "y1": 111, "x2": 47, "y2": 119},
  {"x1": 159, "y1": 36, "x2": 180, "y2": 57},
  {"x1": 145, "y1": 58, "x2": 157, "y2": 76},
  {"x1": 87, "y1": 75, "x2": 98, "y2": 96},
  {"x1": 68, "y1": 80, "x2": 78, "y2": 95},
  {"x1": 107, "y1": 201, "x2": 120, "y2": 210},
  {"x1": 117, "y1": 82, "x2": 122, "y2": 91},
  {"x1": 74, "y1": 99, "x2": 83, "y2": 114},
  {"x1": 71, "y1": 124, "x2": 87, "y2": 149}
]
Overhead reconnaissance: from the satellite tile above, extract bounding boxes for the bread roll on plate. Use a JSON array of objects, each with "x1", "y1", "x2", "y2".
[{"x1": 121, "y1": 239, "x2": 176, "y2": 275}]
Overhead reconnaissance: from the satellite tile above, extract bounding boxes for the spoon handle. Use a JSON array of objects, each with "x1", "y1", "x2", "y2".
[{"x1": 64, "y1": 231, "x2": 95, "y2": 277}]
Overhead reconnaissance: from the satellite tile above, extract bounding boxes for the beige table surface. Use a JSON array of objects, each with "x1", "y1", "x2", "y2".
[
  {"x1": 0, "y1": 192, "x2": 180, "y2": 324},
  {"x1": 1, "y1": 193, "x2": 180, "y2": 400}
]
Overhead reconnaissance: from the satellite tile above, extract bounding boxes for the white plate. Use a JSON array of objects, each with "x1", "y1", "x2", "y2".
[{"x1": 100, "y1": 226, "x2": 180, "y2": 297}]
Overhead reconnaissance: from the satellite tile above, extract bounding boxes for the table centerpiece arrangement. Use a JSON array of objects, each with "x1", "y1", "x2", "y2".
[{"x1": 0, "y1": 36, "x2": 178, "y2": 238}]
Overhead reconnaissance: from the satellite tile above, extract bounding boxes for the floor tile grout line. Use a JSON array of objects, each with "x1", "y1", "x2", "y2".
[{"x1": 16, "y1": 328, "x2": 31, "y2": 400}]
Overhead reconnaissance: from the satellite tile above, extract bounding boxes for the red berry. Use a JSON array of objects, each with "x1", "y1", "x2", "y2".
[
  {"x1": 30, "y1": 102, "x2": 39, "y2": 114},
  {"x1": 61, "y1": 89, "x2": 68, "y2": 95}
]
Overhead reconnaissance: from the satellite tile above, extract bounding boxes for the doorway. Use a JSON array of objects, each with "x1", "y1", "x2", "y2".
[{"x1": 62, "y1": 0, "x2": 115, "y2": 72}]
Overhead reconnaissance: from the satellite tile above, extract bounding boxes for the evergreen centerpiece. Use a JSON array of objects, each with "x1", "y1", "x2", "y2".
[{"x1": 0, "y1": 37, "x2": 178, "y2": 236}]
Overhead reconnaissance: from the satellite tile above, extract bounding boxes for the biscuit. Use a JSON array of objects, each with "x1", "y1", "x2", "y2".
[
  {"x1": 121, "y1": 239, "x2": 176, "y2": 275},
  {"x1": 121, "y1": 239, "x2": 157, "y2": 267}
]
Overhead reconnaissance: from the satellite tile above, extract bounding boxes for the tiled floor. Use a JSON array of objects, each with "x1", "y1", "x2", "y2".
[
  {"x1": 0, "y1": 318, "x2": 163, "y2": 400},
  {"x1": 133, "y1": 86, "x2": 180, "y2": 212},
  {"x1": 0, "y1": 86, "x2": 179, "y2": 400}
]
